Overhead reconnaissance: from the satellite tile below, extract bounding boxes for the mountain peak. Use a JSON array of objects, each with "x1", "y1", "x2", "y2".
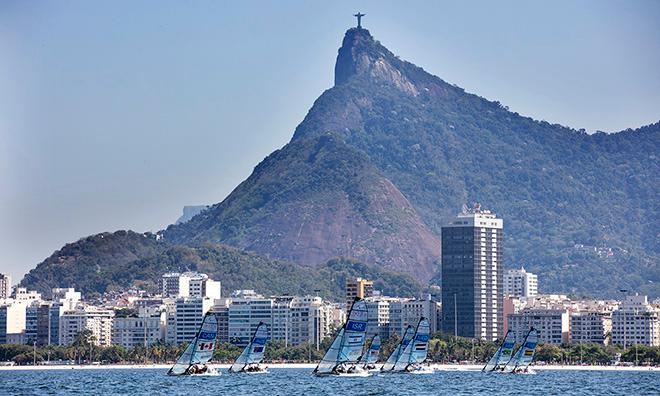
[
  {"x1": 334, "y1": 28, "x2": 419, "y2": 96},
  {"x1": 334, "y1": 28, "x2": 376, "y2": 86}
]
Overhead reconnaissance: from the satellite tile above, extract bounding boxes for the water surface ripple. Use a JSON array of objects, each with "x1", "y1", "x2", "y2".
[{"x1": 1, "y1": 368, "x2": 658, "y2": 395}]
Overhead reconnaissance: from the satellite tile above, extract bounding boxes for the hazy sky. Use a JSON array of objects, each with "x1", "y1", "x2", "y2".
[{"x1": 1, "y1": 1, "x2": 659, "y2": 283}]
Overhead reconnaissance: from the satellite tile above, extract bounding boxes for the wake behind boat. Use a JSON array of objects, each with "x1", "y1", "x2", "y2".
[
  {"x1": 168, "y1": 313, "x2": 219, "y2": 376},
  {"x1": 502, "y1": 327, "x2": 538, "y2": 374},
  {"x1": 313, "y1": 298, "x2": 368, "y2": 376},
  {"x1": 229, "y1": 322, "x2": 269, "y2": 374}
]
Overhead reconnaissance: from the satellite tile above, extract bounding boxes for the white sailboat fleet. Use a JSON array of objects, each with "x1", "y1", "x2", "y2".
[
  {"x1": 482, "y1": 327, "x2": 539, "y2": 374},
  {"x1": 167, "y1": 299, "x2": 538, "y2": 378},
  {"x1": 382, "y1": 317, "x2": 432, "y2": 374}
]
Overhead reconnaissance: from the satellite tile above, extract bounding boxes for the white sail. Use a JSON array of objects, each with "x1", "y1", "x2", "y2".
[
  {"x1": 230, "y1": 322, "x2": 269, "y2": 372},
  {"x1": 482, "y1": 330, "x2": 515, "y2": 372},
  {"x1": 314, "y1": 299, "x2": 368, "y2": 374},
  {"x1": 359, "y1": 335, "x2": 381, "y2": 365},
  {"x1": 503, "y1": 328, "x2": 538, "y2": 373},
  {"x1": 168, "y1": 313, "x2": 218, "y2": 375},
  {"x1": 392, "y1": 317, "x2": 430, "y2": 371},
  {"x1": 410, "y1": 318, "x2": 430, "y2": 364},
  {"x1": 315, "y1": 328, "x2": 345, "y2": 374},
  {"x1": 381, "y1": 325, "x2": 414, "y2": 371}
]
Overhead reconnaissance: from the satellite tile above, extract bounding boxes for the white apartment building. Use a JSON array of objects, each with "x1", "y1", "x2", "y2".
[
  {"x1": 327, "y1": 303, "x2": 346, "y2": 329},
  {"x1": 402, "y1": 296, "x2": 440, "y2": 335},
  {"x1": 221, "y1": 291, "x2": 334, "y2": 348},
  {"x1": 0, "y1": 274, "x2": 11, "y2": 300},
  {"x1": 166, "y1": 297, "x2": 215, "y2": 345},
  {"x1": 49, "y1": 288, "x2": 82, "y2": 346},
  {"x1": 112, "y1": 306, "x2": 166, "y2": 349},
  {"x1": 507, "y1": 308, "x2": 569, "y2": 344},
  {"x1": 162, "y1": 273, "x2": 191, "y2": 298},
  {"x1": 364, "y1": 296, "x2": 441, "y2": 340},
  {"x1": 13, "y1": 288, "x2": 41, "y2": 303},
  {"x1": 570, "y1": 311, "x2": 612, "y2": 345},
  {"x1": 611, "y1": 294, "x2": 660, "y2": 347},
  {"x1": 0, "y1": 300, "x2": 28, "y2": 344},
  {"x1": 364, "y1": 297, "x2": 395, "y2": 339},
  {"x1": 162, "y1": 272, "x2": 221, "y2": 299},
  {"x1": 59, "y1": 307, "x2": 114, "y2": 346},
  {"x1": 227, "y1": 293, "x2": 277, "y2": 347},
  {"x1": 503, "y1": 267, "x2": 538, "y2": 297},
  {"x1": 188, "y1": 273, "x2": 221, "y2": 299},
  {"x1": 288, "y1": 296, "x2": 330, "y2": 348}
]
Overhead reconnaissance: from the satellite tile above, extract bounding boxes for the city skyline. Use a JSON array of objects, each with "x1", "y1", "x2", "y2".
[{"x1": 2, "y1": 1, "x2": 660, "y2": 282}]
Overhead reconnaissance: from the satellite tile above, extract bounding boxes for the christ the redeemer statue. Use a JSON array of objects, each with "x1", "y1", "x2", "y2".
[{"x1": 354, "y1": 12, "x2": 365, "y2": 29}]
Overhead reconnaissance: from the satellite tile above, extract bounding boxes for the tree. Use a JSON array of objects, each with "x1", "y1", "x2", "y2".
[
  {"x1": 71, "y1": 329, "x2": 96, "y2": 363},
  {"x1": 99, "y1": 345, "x2": 127, "y2": 363},
  {"x1": 12, "y1": 352, "x2": 42, "y2": 366}
]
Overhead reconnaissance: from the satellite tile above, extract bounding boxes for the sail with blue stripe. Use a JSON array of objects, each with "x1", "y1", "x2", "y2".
[
  {"x1": 503, "y1": 328, "x2": 538, "y2": 373},
  {"x1": 483, "y1": 330, "x2": 515, "y2": 372},
  {"x1": 359, "y1": 335, "x2": 381, "y2": 365},
  {"x1": 168, "y1": 313, "x2": 218, "y2": 375},
  {"x1": 314, "y1": 299, "x2": 368, "y2": 375},
  {"x1": 392, "y1": 317, "x2": 430, "y2": 371},
  {"x1": 230, "y1": 322, "x2": 269, "y2": 372},
  {"x1": 381, "y1": 325, "x2": 414, "y2": 371}
]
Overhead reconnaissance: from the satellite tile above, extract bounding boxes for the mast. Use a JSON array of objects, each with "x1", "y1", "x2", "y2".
[
  {"x1": 504, "y1": 327, "x2": 533, "y2": 373},
  {"x1": 482, "y1": 330, "x2": 510, "y2": 372},
  {"x1": 382, "y1": 325, "x2": 414, "y2": 371},
  {"x1": 314, "y1": 298, "x2": 367, "y2": 374}
]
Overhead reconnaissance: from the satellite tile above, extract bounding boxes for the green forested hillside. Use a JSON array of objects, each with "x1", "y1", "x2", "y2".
[
  {"x1": 21, "y1": 27, "x2": 659, "y2": 298},
  {"x1": 20, "y1": 231, "x2": 422, "y2": 300},
  {"x1": 20, "y1": 231, "x2": 166, "y2": 298},
  {"x1": 164, "y1": 134, "x2": 441, "y2": 281},
  {"x1": 291, "y1": 28, "x2": 659, "y2": 296}
]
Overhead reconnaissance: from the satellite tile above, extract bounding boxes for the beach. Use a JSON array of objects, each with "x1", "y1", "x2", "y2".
[{"x1": 1, "y1": 363, "x2": 657, "y2": 372}]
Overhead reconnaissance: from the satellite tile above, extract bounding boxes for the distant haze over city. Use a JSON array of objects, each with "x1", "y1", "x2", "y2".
[{"x1": 1, "y1": 1, "x2": 659, "y2": 282}]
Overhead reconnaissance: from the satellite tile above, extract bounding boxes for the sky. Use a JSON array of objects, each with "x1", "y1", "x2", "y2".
[{"x1": 1, "y1": 1, "x2": 659, "y2": 284}]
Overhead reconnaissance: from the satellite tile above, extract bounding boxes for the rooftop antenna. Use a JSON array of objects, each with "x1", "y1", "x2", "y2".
[
  {"x1": 461, "y1": 203, "x2": 469, "y2": 214},
  {"x1": 354, "y1": 12, "x2": 365, "y2": 29}
]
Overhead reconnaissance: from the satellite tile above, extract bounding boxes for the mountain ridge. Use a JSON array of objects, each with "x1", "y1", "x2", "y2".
[{"x1": 20, "y1": 26, "x2": 659, "y2": 298}]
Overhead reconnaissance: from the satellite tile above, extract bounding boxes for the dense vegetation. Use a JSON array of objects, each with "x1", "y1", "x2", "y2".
[
  {"x1": 20, "y1": 231, "x2": 166, "y2": 298},
  {"x1": 20, "y1": 27, "x2": 660, "y2": 298},
  {"x1": 20, "y1": 232, "x2": 422, "y2": 301},
  {"x1": 164, "y1": 133, "x2": 441, "y2": 281},
  {"x1": 292, "y1": 28, "x2": 660, "y2": 297},
  {"x1": 3, "y1": 331, "x2": 658, "y2": 366}
]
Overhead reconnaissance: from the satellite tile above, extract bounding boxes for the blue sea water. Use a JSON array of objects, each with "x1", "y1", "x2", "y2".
[{"x1": 1, "y1": 368, "x2": 658, "y2": 396}]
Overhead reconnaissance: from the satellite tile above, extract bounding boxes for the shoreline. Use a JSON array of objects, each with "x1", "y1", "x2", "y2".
[{"x1": 1, "y1": 363, "x2": 657, "y2": 372}]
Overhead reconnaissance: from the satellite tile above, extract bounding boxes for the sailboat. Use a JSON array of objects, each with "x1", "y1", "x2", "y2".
[
  {"x1": 482, "y1": 330, "x2": 516, "y2": 372},
  {"x1": 168, "y1": 313, "x2": 219, "y2": 376},
  {"x1": 502, "y1": 327, "x2": 538, "y2": 374},
  {"x1": 229, "y1": 322, "x2": 269, "y2": 374},
  {"x1": 313, "y1": 299, "x2": 369, "y2": 376},
  {"x1": 381, "y1": 325, "x2": 415, "y2": 371},
  {"x1": 358, "y1": 335, "x2": 381, "y2": 371},
  {"x1": 391, "y1": 317, "x2": 432, "y2": 374}
]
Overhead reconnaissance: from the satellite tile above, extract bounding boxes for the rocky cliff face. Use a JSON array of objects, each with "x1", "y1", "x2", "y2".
[
  {"x1": 21, "y1": 26, "x2": 660, "y2": 297},
  {"x1": 293, "y1": 27, "x2": 659, "y2": 296},
  {"x1": 164, "y1": 134, "x2": 441, "y2": 281}
]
